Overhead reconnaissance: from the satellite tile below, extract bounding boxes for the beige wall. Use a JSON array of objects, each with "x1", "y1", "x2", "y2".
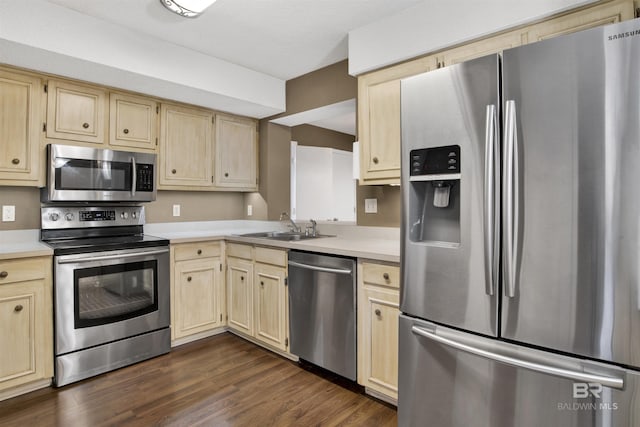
[
  {"x1": 147, "y1": 191, "x2": 244, "y2": 223},
  {"x1": 356, "y1": 185, "x2": 400, "y2": 227},
  {"x1": 0, "y1": 187, "x2": 41, "y2": 230}
]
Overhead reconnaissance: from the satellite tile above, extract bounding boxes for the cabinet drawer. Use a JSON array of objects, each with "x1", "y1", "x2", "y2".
[
  {"x1": 226, "y1": 243, "x2": 253, "y2": 260},
  {"x1": 173, "y1": 241, "x2": 221, "y2": 261},
  {"x1": 0, "y1": 257, "x2": 48, "y2": 285},
  {"x1": 255, "y1": 247, "x2": 287, "y2": 267},
  {"x1": 362, "y1": 262, "x2": 400, "y2": 289}
]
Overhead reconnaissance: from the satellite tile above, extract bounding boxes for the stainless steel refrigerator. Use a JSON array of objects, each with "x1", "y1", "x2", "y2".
[{"x1": 399, "y1": 18, "x2": 640, "y2": 427}]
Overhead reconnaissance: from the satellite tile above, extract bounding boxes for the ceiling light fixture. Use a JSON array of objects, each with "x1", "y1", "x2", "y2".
[{"x1": 160, "y1": 0, "x2": 217, "y2": 18}]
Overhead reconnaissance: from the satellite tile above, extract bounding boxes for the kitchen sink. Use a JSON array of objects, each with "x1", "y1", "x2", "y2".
[{"x1": 239, "y1": 231, "x2": 332, "y2": 241}]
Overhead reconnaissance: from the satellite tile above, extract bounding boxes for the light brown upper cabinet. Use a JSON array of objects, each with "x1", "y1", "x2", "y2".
[
  {"x1": 109, "y1": 92, "x2": 158, "y2": 152},
  {"x1": 46, "y1": 80, "x2": 108, "y2": 145},
  {"x1": 357, "y1": 56, "x2": 438, "y2": 185},
  {"x1": 0, "y1": 68, "x2": 44, "y2": 186},
  {"x1": 214, "y1": 113, "x2": 258, "y2": 191},
  {"x1": 356, "y1": 0, "x2": 635, "y2": 186},
  {"x1": 159, "y1": 102, "x2": 213, "y2": 189}
]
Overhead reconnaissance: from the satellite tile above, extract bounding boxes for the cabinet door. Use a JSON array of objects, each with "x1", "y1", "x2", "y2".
[
  {"x1": 0, "y1": 278, "x2": 53, "y2": 391},
  {"x1": 227, "y1": 258, "x2": 254, "y2": 336},
  {"x1": 254, "y1": 263, "x2": 287, "y2": 351},
  {"x1": 358, "y1": 284, "x2": 400, "y2": 401},
  {"x1": 525, "y1": 0, "x2": 633, "y2": 42},
  {"x1": 46, "y1": 80, "x2": 107, "y2": 144},
  {"x1": 0, "y1": 69, "x2": 43, "y2": 184},
  {"x1": 358, "y1": 55, "x2": 437, "y2": 185},
  {"x1": 174, "y1": 258, "x2": 223, "y2": 339},
  {"x1": 110, "y1": 92, "x2": 158, "y2": 152},
  {"x1": 214, "y1": 114, "x2": 258, "y2": 190},
  {"x1": 159, "y1": 103, "x2": 213, "y2": 188}
]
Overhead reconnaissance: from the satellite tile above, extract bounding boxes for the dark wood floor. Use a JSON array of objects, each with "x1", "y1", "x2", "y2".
[{"x1": 0, "y1": 333, "x2": 397, "y2": 426}]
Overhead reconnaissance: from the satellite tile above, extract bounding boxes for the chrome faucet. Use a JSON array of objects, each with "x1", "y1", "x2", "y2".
[
  {"x1": 280, "y1": 212, "x2": 301, "y2": 233},
  {"x1": 307, "y1": 219, "x2": 317, "y2": 237}
]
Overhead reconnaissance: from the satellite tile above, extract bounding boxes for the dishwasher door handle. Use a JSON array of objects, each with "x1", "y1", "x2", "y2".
[{"x1": 288, "y1": 260, "x2": 352, "y2": 275}]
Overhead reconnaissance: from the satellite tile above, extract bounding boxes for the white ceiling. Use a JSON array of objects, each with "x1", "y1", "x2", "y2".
[{"x1": 46, "y1": 0, "x2": 422, "y2": 80}]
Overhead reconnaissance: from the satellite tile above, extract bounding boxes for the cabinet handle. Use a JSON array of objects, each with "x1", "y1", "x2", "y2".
[
  {"x1": 187, "y1": 276, "x2": 192, "y2": 282},
  {"x1": 240, "y1": 276, "x2": 244, "y2": 281},
  {"x1": 0, "y1": 271, "x2": 7, "y2": 279},
  {"x1": 260, "y1": 281, "x2": 264, "y2": 287},
  {"x1": 224, "y1": 172, "x2": 229, "y2": 177},
  {"x1": 172, "y1": 169, "x2": 177, "y2": 174},
  {"x1": 11, "y1": 158, "x2": 20, "y2": 165},
  {"x1": 375, "y1": 309, "x2": 381, "y2": 317},
  {"x1": 15, "y1": 305, "x2": 23, "y2": 312},
  {"x1": 197, "y1": 249, "x2": 202, "y2": 255},
  {"x1": 383, "y1": 273, "x2": 390, "y2": 281},
  {"x1": 123, "y1": 128, "x2": 129, "y2": 134},
  {"x1": 372, "y1": 157, "x2": 379, "y2": 164},
  {"x1": 82, "y1": 122, "x2": 90, "y2": 129}
]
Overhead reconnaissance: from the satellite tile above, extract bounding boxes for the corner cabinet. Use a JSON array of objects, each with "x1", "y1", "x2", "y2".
[
  {"x1": 214, "y1": 114, "x2": 258, "y2": 191},
  {"x1": 226, "y1": 243, "x2": 290, "y2": 354},
  {"x1": 0, "y1": 256, "x2": 53, "y2": 401},
  {"x1": 159, "y1": 103, "x2": 214, "y2": 189},
  {"x1": 357, "y1": 260, "x2": 400, "y2": 403},
  {"x1": 171, "y1": 241, "x2": 225, "y2": 344},
  {"x1": 0, "y1": 68, "x2": 44, "y2": 186},
  {"x1": 356, "y1": 0, "x2": 635, "y2": 186},
  {"x1": 46, "y1": 79, "x2": 108, "y2": 145}
]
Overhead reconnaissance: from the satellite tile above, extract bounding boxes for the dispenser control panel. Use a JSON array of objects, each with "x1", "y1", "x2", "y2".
[{"x1": 410, "y1": 145, "x2": 460, "y2": 176}]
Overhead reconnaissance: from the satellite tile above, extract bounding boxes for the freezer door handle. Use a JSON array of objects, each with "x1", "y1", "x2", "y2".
[
  {"x1": 503, "y1": 100, "x2": 520, "y2": 298},
  {"x1": 411, "y1": 325, "x2": 624, "y2": 389},
  {"x1": 483, "y1": 104, "x2": 498, "y2": 296}
]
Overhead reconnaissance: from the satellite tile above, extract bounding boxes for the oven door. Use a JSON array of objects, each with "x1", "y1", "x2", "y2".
[
  {"x1": 54, "y1": 246, "x2": 169, "y2": 355},
  {"x1": 43, "y1": 144, "x2": 156, "y2": 202}
]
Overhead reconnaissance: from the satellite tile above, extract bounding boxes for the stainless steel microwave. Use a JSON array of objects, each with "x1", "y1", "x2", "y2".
[{"x1": 42, "y1": 144, "x2": 157, "y2": 203}]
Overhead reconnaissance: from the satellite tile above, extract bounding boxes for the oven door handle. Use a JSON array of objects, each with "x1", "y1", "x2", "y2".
[
  {"x1": 57, "y1": 248, "x2": 168, "y2": 264},
  {"x1": 131, "y1": 156, "x2": 137, "y2": 197}
]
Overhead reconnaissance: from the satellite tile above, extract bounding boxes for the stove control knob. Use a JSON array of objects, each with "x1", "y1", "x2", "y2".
[
  {"x1": 65, "y1": 213, "x2": 74, "y2": 221},
  {"x1": 132, "y1": 212, "x2": 137, "y2": 219},
  {"x1": 121, "y1": 212, "x2": 129, "y2": 219},
  {"x1": 49, "y1": 212, "x2": 60, "y2": 221}
]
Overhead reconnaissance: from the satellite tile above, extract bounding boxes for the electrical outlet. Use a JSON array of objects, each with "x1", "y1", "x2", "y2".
[
  {"x1": 172, "y1": 204, "x2": 181, "y2": 217},
  {"x1": 247, "y1": 204, "x2": 253, "y2": 216},
  {"x1": 2, "y1": 205, "x2": 16, "y2": 222},
  {"x1": 364, "y1": 198, "x2": 378, "y2": 214}
]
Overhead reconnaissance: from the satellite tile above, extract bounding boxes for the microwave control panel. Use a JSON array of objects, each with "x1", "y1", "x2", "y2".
[
  {"x1": 136, "y1": 164, "x2": 154, "y2": 192},
  {"x1": 410, "y1": 145, "x2": 460, "y2": 176}
]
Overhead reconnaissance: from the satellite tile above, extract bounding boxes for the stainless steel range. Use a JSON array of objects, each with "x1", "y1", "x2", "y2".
[{"x1": 41, "y1": 205, "x2": 170, "y2": 386}]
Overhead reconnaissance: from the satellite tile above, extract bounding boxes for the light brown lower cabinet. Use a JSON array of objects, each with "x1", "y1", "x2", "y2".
[
  {"x1": 171, "y1": 241, "x2": 225, "y2": 342},
  {"x1": 226, "y1": 243, "x2": 289, "y2": 354},
  {"x1": 357, "y1": 260, "x2": 400, "y2": 403},
  {"x1": 0, "y1": 256, "x2": 53, "y2": 400}
]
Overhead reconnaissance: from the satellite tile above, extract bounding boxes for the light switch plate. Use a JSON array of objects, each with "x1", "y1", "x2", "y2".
[
  {"x1": 2, "y1": 205, "x2": 16, "y2": 222},
  {"x1": 364, "y1": 198, "x2": 378, "y2": 214},
  {"x1": 172, "y1": 204, "x2": 181, "y2": 217},
  {"x1": 247, "y1": 204, "x2": 253, "y2": 216}
]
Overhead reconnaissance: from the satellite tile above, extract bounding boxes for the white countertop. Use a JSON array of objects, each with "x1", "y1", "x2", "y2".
[
  {"x1": 147, "y1": 220, "x2": 400, "y2": 263},
  {"x1": 0, "y1": 221, "x2": 400, "y2": 263},
  {"x1": 0, "y1": 229, "x2": 53, "y2": 260}
]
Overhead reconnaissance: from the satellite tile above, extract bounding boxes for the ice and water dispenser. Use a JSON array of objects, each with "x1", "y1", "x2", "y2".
[{"x1": 408, "y1": 145, "x2": 461, "y2": 245}]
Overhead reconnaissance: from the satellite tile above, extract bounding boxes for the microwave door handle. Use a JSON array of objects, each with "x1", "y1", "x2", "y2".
[
  {"x1": 131, "y1": 156, "x2": 137, "y2": 197},
  {"x1": 411, "y1": 325, "x2": 624, "y2": 390}
]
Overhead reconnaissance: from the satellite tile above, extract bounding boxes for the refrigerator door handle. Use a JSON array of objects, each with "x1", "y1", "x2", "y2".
[
  {"x1": 503, "y1": 100, "x2": 519, "y2": 298},
  {"x1": 411, "y1": 325, "x2": 624, "y2": 389},
  {"x1": 484, "y1": 104, "x2": 498, "y2": 296}
]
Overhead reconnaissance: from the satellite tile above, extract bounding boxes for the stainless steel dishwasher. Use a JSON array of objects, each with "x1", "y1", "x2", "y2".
[{"x1": 288, "y1": 250, "x2": 356, "y2": 380}]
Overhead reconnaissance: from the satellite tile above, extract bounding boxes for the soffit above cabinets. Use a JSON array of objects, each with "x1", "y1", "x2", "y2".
[{"x1": 270, "y1": 99, "x2": 356, "y2": 136}]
